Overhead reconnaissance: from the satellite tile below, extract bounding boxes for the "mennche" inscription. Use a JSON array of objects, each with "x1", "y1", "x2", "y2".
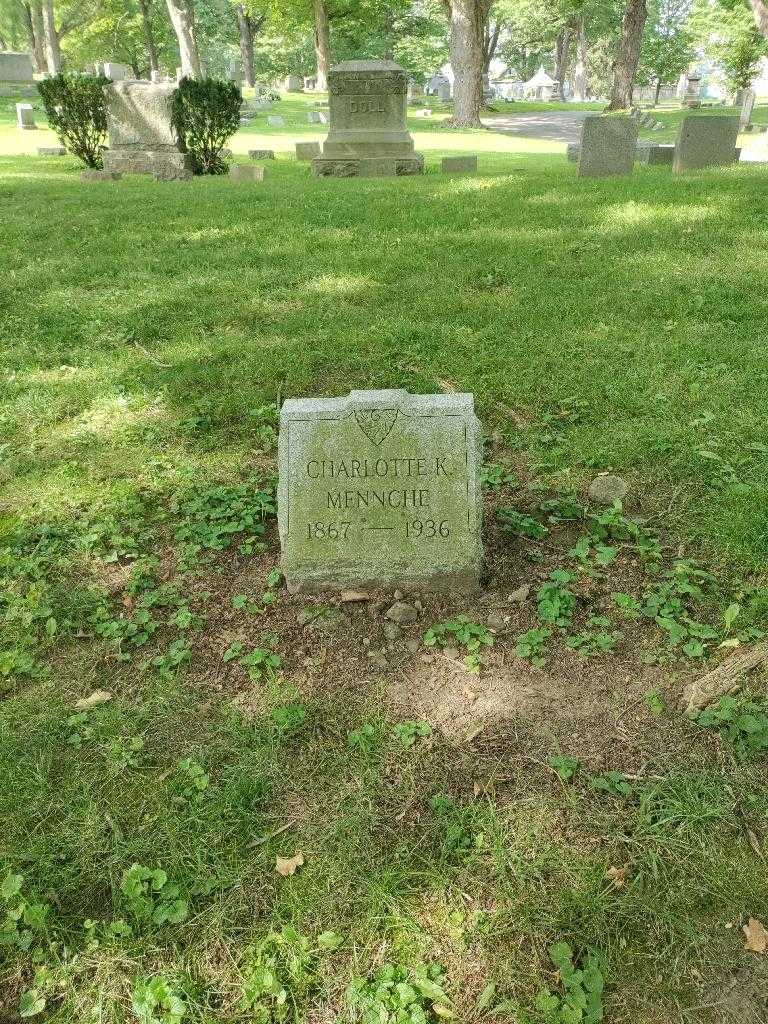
[{"x1": 277, "y1": 390, "x2": 483, "y2": 593}]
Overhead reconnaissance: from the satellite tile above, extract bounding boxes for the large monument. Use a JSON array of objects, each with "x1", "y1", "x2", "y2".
[
  {"x1": 312, "y1": 60, "x2": 424, "y2": 178},
  {"x1": 103, "y1": 81, "x2": 193, "y2": 180}
]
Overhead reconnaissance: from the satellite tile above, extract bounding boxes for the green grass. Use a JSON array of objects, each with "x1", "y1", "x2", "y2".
[{"x1": 2, "y1": 107, "x2": 768, "y2": 1023}]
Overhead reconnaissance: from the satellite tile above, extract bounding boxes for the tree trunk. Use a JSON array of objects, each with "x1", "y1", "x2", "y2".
[
  {"x1": 137, "y1": 0, "x2": 159, "y2": 75},
  {"x1": 653, "y1": 76, "x2": 662, "y2": 105},
  {"x1": 21, "y1": 2, "x2": 46, "y2": 73},
  {"x1": 606, "y1": 0, "x2": 647, "y2": 111},
  {"x1": 312, "y1": 0, "x2": 331, "y2": 91},
  {"x1": 164, "y1": 0, "x2": 201, "y2": 79},
  {"x1": 554, "y1": 23, "x2": 572, "y2": 99},
  {"x1": 749, "y1": 0, "x2": 768, "y2": 37},
  {"x1": 445, "y1": 0, "x2": 486, "y2": 128},
  {"x1": 235, "y1": 4, "x2": 255, "y2": 87},
  {"x1": 482, "y1": 17, "x2": 500, "y2": 73},
  {"x1": 40, "y1": 0, "x2": 61, "y2": 74},
  {"x1": 572, "y1": 15, "x2": 588, "y2": 101}
]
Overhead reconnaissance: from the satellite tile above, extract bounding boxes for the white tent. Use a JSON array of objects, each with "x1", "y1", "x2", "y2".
[{"x1": 523, "y1": 66, "x2": 555, "y2": 98}]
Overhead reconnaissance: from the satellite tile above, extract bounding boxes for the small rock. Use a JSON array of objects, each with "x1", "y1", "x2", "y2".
[
  {"x1": 296, "y1": 608, "x2": 316, "y2": 626},
  {"x1": 588, "y1": 474, "x2": 628, "y2": 505},
  {"x1": 74, "y1": 689, "x2": 112, "y2": 710},
  {"x1": 361, "y1": 637, "x2": 371, "y2": 647},
  {"x1": 341, "y1": 590, "x2": 371, "y2": 603},
  {"x1": 487, "y1": 611, "x2": 507, "y2": 630},
  {"x1": 368, "y1": 651, "x2": 389, "y2": 671},
  {"x1": 393, "y1": 590, "x2": 404, "y2": 601},
  {"x1": 443, "y1": 646, "x2": 459, "y2": 659},
  {"x1": 405, "y1": 639, "x2": 421, "y2": 654},
  {"x1": 383, "y1": 622, "x2": 403, "y2": 641},
  {"x1": 385, "y1": 601, "x2": 418, "y2": 625},
  {"x1": 508, "y1": 585, "x2": 530, "y2": 604}
]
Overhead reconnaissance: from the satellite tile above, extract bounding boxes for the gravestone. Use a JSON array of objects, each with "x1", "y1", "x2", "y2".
[
  {"x1": 16, "y1": 103, "x2": 36, "y2": 129},
  {"x1": 37, "y1": 146, "x2": 65, "y2": 156},
  {"x1": 267, "y1": 115, "x2": 285, "y2": 127},
  {"x1": 230, "y1": 164, "x2": 265, "y2": 182},
  {"x1": 312, "y1": 60, "x2": 424, "y2": 178},
  {"x1": 248, "y1": 148, "x2": 275, "y2": 160},
  {"x1": 683, "y1": 73, "x2": 701, "y2": 108},
  {"x1": 308, "y1": 110, "x2": 322, "y2": 123},
  {"x1": 278, "y1": 390, "x2": 482, "y2": 593},
  {"x1": 285, "y1": 74, "x2": 303, "y2": 92},
  {"x1": 437, "y1": 82, "x2": 451, "y2": 101},
  {"x1": 103, "y1": 62, "x2": 131, "y2": 81},
  {"x1": 673, "y1": 115, "x2": 739, "y2": 172},
  {"x1": 635, "y1": 142, "x2": 674, "y2": 165},
  {"x1": 81, "y1": 169, "x2": 122, "y2": 181},
  {"x1": 414, "y1": 108, "x2": 432, "y2": 117},
  {"x1": 577, "y1": 115, "x2": 636, "y2": 177},
  {"x1": 0, "y1": 51, "x2": 34, "y2": 81},
  {"x1": 102, "y1": 81, "x2": 193, "y2": 179},
  {"x1": 441, "y1": 155, "x2": 477, "y2": 173},
  {"x1": 296, "y1": 141, "x2": 321, "y2": 160},
  {"x1": 740, "y1": 89, "x2": 756, "y2": 128}
]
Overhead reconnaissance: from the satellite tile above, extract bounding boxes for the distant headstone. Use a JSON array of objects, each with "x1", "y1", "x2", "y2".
[
  {"x1": 229, "y1": 58, "x2": 242, "y2": 85},
  {"x1": 441, "y1": 155, "x2": 477, "y2": 173},
  {"x1": 673, "y1": 115, "x2": 739, "y2": 172},
  {"x1": 103, "y1": 62, "x2": 131, "y2": 81},
  {"x1": 277, "y1": 389, "x2": 483, "y2": 593},
  {"x1": 16, "y1": 102, "x2": 36, "y2": 130},
  {"x1": 230, "y1": 164, "x2": 265, "y2": 182},
  {"x1": 151, "y1": 70, "x2": 163, "y2": 84},
  {"x1": 414, "y1": 108, "x2": 432, "y2": 117},
  {"x1": 248, "y1": 148, "x2": 275, "y2": 160},
  {"x1": 308, "y1": 110, "x2": 322, "y2": 123},
  {"x1": 81, "y1": 169, "x2": 122, "y2": 181},
  {"x1": 635, "y1": 142, "x2": 674, "y2": 165},
  {"x1": 437, "y1": 82, "x2": 451, "y2": 101},
  {"x1": 296, "y1": 141, "x2": 321, "y2": 160},
  {"x1": 285, "y1": 74, "x2": 303, "y2": 92},
  {"x1": 317, "y1": 111, "x2": 329, "y2": 124},
  {"x1": 683, "y1": 73, "x2": 701, "y2": 108},
  {"x1": 304, "y1": 76, "x2": 317, "y2": 91},
  {"x1": 0, "y1": 51, "x2": 34, "y2": 82},
  {"x1": 577, "y1": 115, "x2": 636, "y2": 177},
  {"x1": 740, "y1": 89, "x2": 756, "y2": 128},
  {"x1": 267, "y1": 115, "x2": 285, "y2": 127},
  {"x1": 103, "y1": 81, "x2": 194, "y2": 179},
  {"x1": 37, "y1": 146, "x2": 66, "y2": 156},
  {"x1": 313, "y1": 60, "x2": 424, "y2": 178}
]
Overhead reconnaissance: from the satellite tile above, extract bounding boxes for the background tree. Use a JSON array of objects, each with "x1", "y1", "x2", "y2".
[
  {"x1": 691, "y1": 0, "x2": 768, "y2": 93},
  {"x1": 637, "y1": 0, "x2": 693, "y2": 103},
  {"x1": 606, "y1": 0, "x2": 648, "y2": 108},
  {"x1": 165, "y1": 0, "x2": 201, "y2": 76},
  {"x1": 441, "y1": 0, "x2": 493, "y2": 127},
  {"x1": 234, "y1": 2, "x2": 264, "y2": 85}
]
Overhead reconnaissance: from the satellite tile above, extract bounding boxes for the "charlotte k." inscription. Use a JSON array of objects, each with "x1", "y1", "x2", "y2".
[{"x1": 277, "y1": 390, "x2": 483, "y2": 592}]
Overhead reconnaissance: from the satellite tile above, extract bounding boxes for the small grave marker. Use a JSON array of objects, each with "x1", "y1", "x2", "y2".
[{"x1": 278, "y1": 390, "x2": 483, "y2": 592}]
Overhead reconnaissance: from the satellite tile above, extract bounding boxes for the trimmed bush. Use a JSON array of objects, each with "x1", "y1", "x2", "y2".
[
  {"x1": 171, "y1": 77, "x2": 241, "y2": 175},
  {"x1": 37, "y1": 74, "x2": 108, "y2": 169}
]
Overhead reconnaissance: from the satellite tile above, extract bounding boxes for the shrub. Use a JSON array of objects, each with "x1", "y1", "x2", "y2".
[
  {"x1": 37, "y1": 74, "x2": 108, "y2": 168},
  {"x1": 171, "y1": 76, "x2": 241, "y2": 175}
]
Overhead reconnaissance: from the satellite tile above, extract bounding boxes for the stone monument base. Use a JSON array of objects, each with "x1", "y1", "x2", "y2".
[
  {"x1": 312, "y1": 154, "x2": 424, "y2": 178},
  {"x1": 103, "y1": 149, "x2": 194, "y2": 180}
]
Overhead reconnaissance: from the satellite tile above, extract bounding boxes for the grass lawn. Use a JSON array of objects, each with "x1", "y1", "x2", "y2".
[{"x1": 2, "y1": 90, "x2": 768, "y2": 1023}]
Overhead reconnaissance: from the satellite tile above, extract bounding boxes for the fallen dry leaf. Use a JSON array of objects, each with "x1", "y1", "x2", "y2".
[
  {"x1": 74, "y1": 690, "x2": 112, "y2": 711},
  {"x1": 605, "y1": 864, "x2": 630, "y2": 889},
  {"x1": 743, "y1": 917, "x2": 768, "y2": 953},
  {"x1": 275, "y1": 851, "x2": 304, "y2": 877}
]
